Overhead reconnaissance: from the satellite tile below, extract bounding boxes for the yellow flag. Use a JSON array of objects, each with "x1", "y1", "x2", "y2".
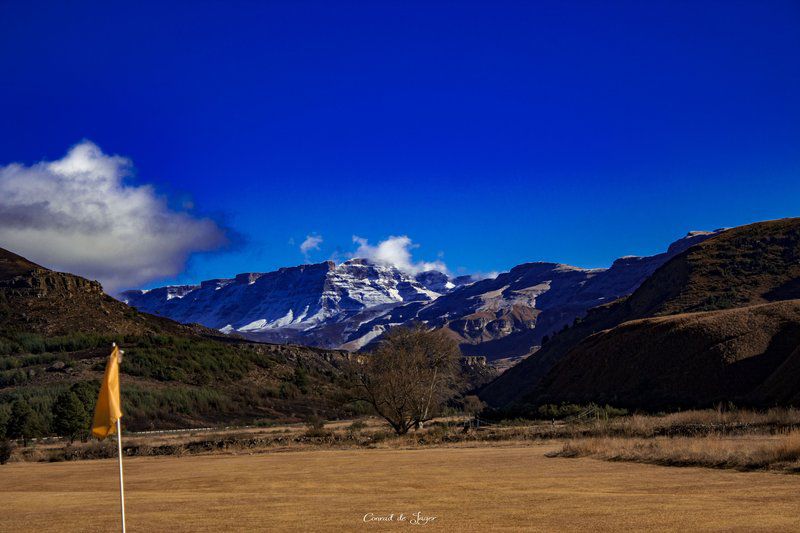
[{"x1": 92, "y1": 345, "x2": 123, "y2": 440}]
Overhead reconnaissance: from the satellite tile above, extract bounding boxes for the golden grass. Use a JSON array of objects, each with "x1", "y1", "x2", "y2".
[
  {"x1": 2, "y1": 444, "x2": 800, "y2": 532},
  {"x1": 554, "y1": 407, "x2": 800, "y2": 439},
  {"x1": 550, "y1": 432, "x2": 800, "y2": 473},
  {"x1": 631, "y1": 407, "x2": 800, "y2": 430}
]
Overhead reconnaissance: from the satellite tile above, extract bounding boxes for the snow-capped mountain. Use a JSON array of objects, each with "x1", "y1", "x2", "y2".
[
  {"x1": 337, "y1": 230, "x2": 723, "y2": 357},
  {"x1": 122, "y1": 230, "x2": 722, "y2": 358},
  {"x1": 121, "y1": 259, "x2": 457, "y2": 343}
]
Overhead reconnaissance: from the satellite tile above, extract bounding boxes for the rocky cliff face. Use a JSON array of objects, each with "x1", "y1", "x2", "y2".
[
  {"x1": 121, "y1": 259, "x2": 451, "y2": 343},
  {"x1": 1, "y1": 266, "x2": 104, "y2": 298},
  {"x1": 122, "y1": 231, "x2": 721, "y2": 357},
  {"x1": 341, "y1": 231, "x2": 721, "y2": 358},
  {"x1": 0, "y1": 247, "x2": 170, "y2": 336}
]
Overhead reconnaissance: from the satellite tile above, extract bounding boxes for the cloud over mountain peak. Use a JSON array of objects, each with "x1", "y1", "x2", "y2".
[{"x1": 351, "y1": 235, "x2": 447, "y2": 275}]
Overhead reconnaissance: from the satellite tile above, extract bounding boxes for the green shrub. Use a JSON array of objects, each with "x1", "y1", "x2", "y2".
[
  {"x1": 293, "y1": 366, "x2": 309, "y2": 392},
  {"x1": 304, "y1": 413, "x2": 325, "y2": 431},
  {"x1": 348, "y1": 420, "x2": 367, "y2": 434},
  {"x1": 0, "y1": 439, "x2": 12, "y2": 464},
  {"x1": 51, "y1": 391, "x2": 89, "y2": 443},
  {"x1": 6, "y1": 399, "x2": 40, "y2": 445}
]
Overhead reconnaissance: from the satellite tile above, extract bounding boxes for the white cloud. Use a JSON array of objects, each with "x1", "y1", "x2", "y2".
[
  {"x1": 470, "y1": 271, "x2": 500, "y2": 281},
  {"x1": 351, "y1": 235, "x2": 448, "y2": 274},
  {"x1": 300, "y1": 234, "x2": 323, "y2": 259},
  {"x1": 0, "y1": 141, "x2": 227, "y2": 292}
]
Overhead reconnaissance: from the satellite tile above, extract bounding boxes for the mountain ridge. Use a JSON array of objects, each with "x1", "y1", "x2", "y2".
[
  {"x1": 480, "y1": 217, "x2": 800, "y2": 408},
  {"x1": 122, "y1": 258, "x2": 459, "y2": 340},
  {"x1": 121, "y1": 230, "x2": 722, "y2": 359},
  {"x1": 337, "y1": 230, "x2": 721, "y2": 357}
]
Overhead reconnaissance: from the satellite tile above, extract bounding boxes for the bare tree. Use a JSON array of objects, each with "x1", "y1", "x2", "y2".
[
  {"x1": 354, "y1": 325, "x2": 463, "y2": 435},
  {"x1": 461, "y1": 395, "x2": 486, "y2": 418}
]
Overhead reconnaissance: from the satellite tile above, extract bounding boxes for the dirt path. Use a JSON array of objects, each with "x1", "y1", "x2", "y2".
[{"x1": 2, "y1": 443, "x2": 799, "y2": 532}]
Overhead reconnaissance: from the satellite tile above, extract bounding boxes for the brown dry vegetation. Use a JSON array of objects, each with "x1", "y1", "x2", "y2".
[
  {"x1": 543, "y1": 408, "x2": 800, "y2": 474},
  {"x1": 7, "y1": 408, "x2": 800, "y2": 466},
  {"x1": 568, "y1": 407, "x2": 800, "y2": 438},
  {"x1": 549, "y1": 433, "x2": 800, "y2": 473},
  {"x1": 5, "y1": 416, "x2": 544, "y2": 463}
]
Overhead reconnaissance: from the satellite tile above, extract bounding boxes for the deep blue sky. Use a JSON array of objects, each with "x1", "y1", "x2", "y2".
[{"x1": 1, "y1": 1, "x2": 799, "y2": 286}]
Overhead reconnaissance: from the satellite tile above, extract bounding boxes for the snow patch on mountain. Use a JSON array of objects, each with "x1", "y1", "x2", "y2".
[
  {"x1": 122, "y1": 229, "x2": 725, "y2": 355},
  {"x1": 121, "y1": 258, "x2": 454, "y2": 337}
]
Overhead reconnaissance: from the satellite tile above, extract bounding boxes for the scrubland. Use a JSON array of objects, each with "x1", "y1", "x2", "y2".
[{"x1": 6, "y1": 408, "x2": 800, "y2": 476}]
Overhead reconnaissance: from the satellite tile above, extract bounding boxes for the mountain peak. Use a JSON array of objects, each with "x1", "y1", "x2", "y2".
[
  {"x1": 123, "y1": 256, "x2": 455, "y2": 342},
  {"x1": 121, "y1": 226, "x2": 725, "y2": 355},
  {"x1": 666, "y1": 228, "x2": 724, "y2": 255},
  {"x1": 340, "y1": 257, "x2": 371, "y2": 266}
]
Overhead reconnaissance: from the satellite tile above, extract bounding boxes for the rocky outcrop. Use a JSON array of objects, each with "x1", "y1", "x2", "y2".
[
  {"x1": 344, "y1": 231, "x2": 721, "y2": 359},
  {"x1": 122, "y1": 259, "x2": 451, "y2": 345}
]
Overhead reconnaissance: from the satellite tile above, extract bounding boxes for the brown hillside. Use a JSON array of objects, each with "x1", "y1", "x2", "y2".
[
  {"x1": 0, "y1": 247, "x2": 183, "y2": 337},
  {"x1": 0, "y1": 248, "x2": 44, "y2": 277},
  {"x1": 480, "y1": 217, "x2": 800, "y2": 407},
  {"x1": 532, "y1": 301, "x2": 800, "y2": 408},
  {"x1": 620, "y1": 217, "x2": 800, "y2": 317},
  {"x1": 749, "y1": 344, "x2": 800, "y2": 405},
  {"x1": 0, "y1": 246, "x2": 353, "y2": 430}
]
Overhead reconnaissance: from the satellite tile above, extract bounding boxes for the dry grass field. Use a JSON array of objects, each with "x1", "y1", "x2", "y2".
[
  {"x1": 2, "y1": 443, "x2": 800, "y2": 532},
  {"x1": 551, "y1": 432, "x2": 800, "y2": 473}
]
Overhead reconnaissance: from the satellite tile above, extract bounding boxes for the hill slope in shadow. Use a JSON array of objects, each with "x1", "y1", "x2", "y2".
[{"x1": 480, "y1": 217, "x2": 800, "y2": 408}]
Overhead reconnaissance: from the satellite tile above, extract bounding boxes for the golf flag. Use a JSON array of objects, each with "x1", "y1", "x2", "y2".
[
  {"x1": 92, "y1": 344, "x2": 123, "y2": 440},
  {"x1": 91, "y1": 344, "x2": 128, "y2": 532}
]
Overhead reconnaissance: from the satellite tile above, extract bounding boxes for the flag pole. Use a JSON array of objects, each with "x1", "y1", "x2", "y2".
[
  {"x1": 114, "y1": 343, "x2": 126, "y2": 533},
  {"x1": 93, "y1": 342, "x2": 126, "y2": 532},
  {"x1": 117, "y1": 417, "x2": 126, "y2": 533}
]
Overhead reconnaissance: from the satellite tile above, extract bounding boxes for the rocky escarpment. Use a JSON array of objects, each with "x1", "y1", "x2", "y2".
[
  {"x1": 1, "y1": 265, "x2": 103, "y2": 297},
  {"x1": 0, "y1": 247, "x2": 212, "y2": 337},
  {"x1": 344, "y1": 231, "x2": 721, "y2": 358},
  {"x1": 122, "y1": 258, "x2": 455, "y2": 346},
  {"x1": 0, "y1": 246, "x2": 361, "y2": 430}
]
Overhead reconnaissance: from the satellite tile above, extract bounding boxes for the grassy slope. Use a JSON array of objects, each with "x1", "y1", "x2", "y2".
[
  {"x1": 0, "y1": 247, "x2": 353, "y2": 431},
  {"x1": 480, "y1": 218, "x2": 800, "y2": 407},
  {"x1": 534, "y1": 300, "x2": 800, "y2": 408}
]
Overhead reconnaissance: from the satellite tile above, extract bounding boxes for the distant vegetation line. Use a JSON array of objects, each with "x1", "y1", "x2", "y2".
[{"x1": 0, "y1": 330, "x2": 356, "y2": 444}]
